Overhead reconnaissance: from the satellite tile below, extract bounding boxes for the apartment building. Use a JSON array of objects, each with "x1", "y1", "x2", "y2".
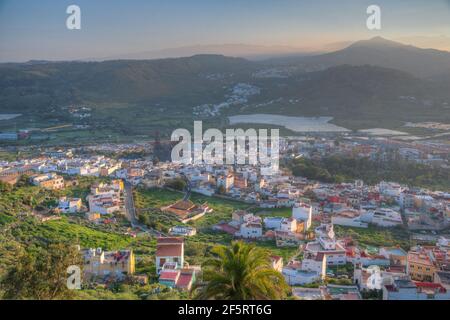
[{"x1": 31, "y1": 173, "x2": 65, "y2": 190}]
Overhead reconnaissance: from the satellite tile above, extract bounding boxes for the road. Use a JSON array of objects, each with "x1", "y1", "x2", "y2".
[
  {"x1": 124, "y1": 181, "x2": 164, "y2": 237},
  {"x1": 180, "y1": 173, "x2": 192, "y2": 201}
]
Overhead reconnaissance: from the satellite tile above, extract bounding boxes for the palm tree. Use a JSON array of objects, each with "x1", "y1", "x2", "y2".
[{"x1": 192, "y1": 241, "x2": 289, "y2": 300}]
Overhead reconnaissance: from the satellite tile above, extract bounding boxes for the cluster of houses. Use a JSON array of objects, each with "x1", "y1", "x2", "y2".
[
  {"x1": 55, "y1": 180, "x2": 126, "y2": 222},
  {"x1": 1, "y1": 146, "x2": 448, "y2": 233},
  {"x1": 213, "y1": 202, "x2": 313, "y2": 246},
  {"x1": 1, "y1": 140, "x2": 449, "y2": 300},
  {"x1": 283, "y1": 226, "x2": 450, "y2": 300},
  {"x1": 77, "y1": 236, "x2": 201, "y2": 290},
  {"x1": 156, "y1": 237, "x2": 201, "y2": 291},
  {"x1": 86, "y1": 180, "x2": 125, "y2": 216}
]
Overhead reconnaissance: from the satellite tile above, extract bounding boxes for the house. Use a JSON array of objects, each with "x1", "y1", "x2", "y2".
[
  {"x1": 169, "y1": 225, "x2": 197, "y2": 237},
  {"x1": 361, "y1": 208, "x2": 403, "y2": 227},
  {"x1": 155, "y1": 237, "x2": 185, "y2": 274},
  {"x1": 231, "y1": 210, "x2": 254, "y2": 226},
  {"x1": 282, "y1": 261, "x2": 322, "y2": 286},
  {"x1": 159, "y1": 267, "x2": 199, "y2": 291},
  {"x1": 83, "y1": 248, "x2": 135, "y2": 280},
  {"x1": 31, "y1": 173, "x2": 65, "y2": 190},
  {"x1": 264, "y1": 217, "x2": 283, "y2": 230},
  {"x1": 279, "y1": 217, "x2": 304, "y2": 233},
  {"x1": 87, "y1": 180, "x2": 125, "y2": 215},
  {"x1": 353, "y1": 265, "x2": 408, "y2": 290},
  {"x1": 88, "y1": 193, "x2": 123, "y2": 215},
  {"x1": 236, "y1": 221, "x2": 263, "y2": 239},
  {"x1": 213, "y1": 222, "x2": 239, "y2": 235},
  {"x1": 161, "y1": 199, "x2": 211, "y2": 223},
  {"x1": 323, "y1": 285, "x2": 362, "y2": 300},
  {"x1": 301, "y1": 253, "x2": 327, "y2": 280},
  {"x1": 58, "y1": 197, "x2": 82, "y2": 213},
  {"x1": 331, "y1": 210, "x2": 368, "y2": 228},
  {"x1": 292, "y1": 202, "x2": 312, "y2": 230},
  {"x1": 383, "y1": 279, "x2": 450, "y2": 300},
  {"x1": 407, "y1": 251, "x2": 437, "y2": 282},
  {"x1": 304, "y1": 224, "x2": 347, "y2": 266}
]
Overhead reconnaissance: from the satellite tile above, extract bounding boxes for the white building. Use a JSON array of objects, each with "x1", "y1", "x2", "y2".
[
  {"x1": 282, "y1": 261, "x2": 322, "y2": 286},
  {"x1": 264, "y1": 217, "x2": 283, "y2": 230},
  {"x1": 237, "y1": 222, "x2": 263, "y2": 239},
  {"x1": 279, "y1": 218, "x2": 299, "y2": 233},
  {"x1": 331, "y1": 210, "x2": 368, "y2": 228},
  {"x1": 305, "y1": 224, "x2": 347, "y2": 266},
  {"x1": 155, "y1": 237, "x2": 185, "y2": 274},
  {"x1": 282, "y1": 254, "x2": 327, "y2": 285},
  {"x1": 169, "y1": 225, "x2": 197, "y2": 237},
  {"x1": 58, "y1": 197, "x2": 82, "y2": 213},
  {"x1": 361, "y1": 208, "x2": 403, "y2": 227}
]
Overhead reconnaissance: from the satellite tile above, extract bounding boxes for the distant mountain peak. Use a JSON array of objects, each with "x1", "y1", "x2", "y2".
[{"x1": 349, "y1": 36, "x2": 405, "y2": 48}]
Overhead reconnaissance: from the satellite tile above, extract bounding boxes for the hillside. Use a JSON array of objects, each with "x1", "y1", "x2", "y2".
[
  {"x1": 0, "y1": 55, "x2": 256, "y2": 112},
  {"x1": 272, "y1": 37, "x2": 450, "y2": 78},
  {"x1": 241, "y1": 65, "x2": 450, "y2": 127},
  {"x1": 1, "y1": 39, "x2": 450, "y2": 141}
]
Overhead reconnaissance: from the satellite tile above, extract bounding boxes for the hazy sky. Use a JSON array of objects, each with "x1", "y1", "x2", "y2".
[{"x1": 1, "y1": 0, "x2": 450, "y2": 62}]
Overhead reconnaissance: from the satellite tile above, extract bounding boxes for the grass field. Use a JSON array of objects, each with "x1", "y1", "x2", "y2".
[
  {"x1": 334, "y1": 225, "x2": 411, "y2": 250},
  {"x1": 134, "y1": 188, "x2": 250, "y2": 229},
  {"x1": 15, "y1": 217, "x2": 134, "y2": 250}
]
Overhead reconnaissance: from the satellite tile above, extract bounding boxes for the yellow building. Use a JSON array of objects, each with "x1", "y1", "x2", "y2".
[
  {"x1": 83, "y1": 248, "x2": 135, "y2": 280},
  {"x1": 407, "y1": 251, "x2": 436, "y2": 282},
  {"x1": 32, "y1": 173, "x2": 65, "y2": 190}
]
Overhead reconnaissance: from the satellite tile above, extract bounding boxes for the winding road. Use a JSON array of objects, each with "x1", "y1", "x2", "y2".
[{"x1": 124, "y1": 181, "x2": 164, "y2": 237}]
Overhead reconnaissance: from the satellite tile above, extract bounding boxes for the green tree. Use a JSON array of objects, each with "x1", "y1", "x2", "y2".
[
  {"x1": 165, "y1": 178, "x2": 186, "y2": 191},
  {"x1": 0, "y1": 180, "x2": 12, "y2": 192},
  {"x1": 192, "y1": 241, "x2": 289, "y2": 300},
  {"x1": 1, "y1": 242, "x2": 83, "y2": 300}
]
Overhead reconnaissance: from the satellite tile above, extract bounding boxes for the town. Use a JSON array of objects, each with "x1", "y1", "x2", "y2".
[{"x1": 1, "y1": 132, "x2": 449, "y2": 300}]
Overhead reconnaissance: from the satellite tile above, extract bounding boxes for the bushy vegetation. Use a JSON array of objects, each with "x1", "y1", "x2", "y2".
[{"x1": 0, "y1": 242, "x2": 82, "y2": 300}]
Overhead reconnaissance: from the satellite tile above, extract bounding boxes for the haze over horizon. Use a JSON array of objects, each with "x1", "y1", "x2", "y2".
[{"x1": 1, "y1": 0, "x2": 450, "y2": 62}]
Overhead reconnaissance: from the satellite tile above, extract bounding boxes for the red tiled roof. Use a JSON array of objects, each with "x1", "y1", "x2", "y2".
[
  {"x1": 156, "y1": 244, "x2": 183, "y2": 257},
  {"x1": 215, "y1": 223, "x2": 238, "y2": 235},
  {"x1": 157, "y1": 237, "x2": 184, "y2": 244},
  {"x1": 176, "y1": 273, "x2": 194, "y2": 288},
  {"x1": 159, "y1": 271, "x2": 179, "y2": 281},
  {"x1": 415, "y1": 282, "x2": 447, "y2": 293}
]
